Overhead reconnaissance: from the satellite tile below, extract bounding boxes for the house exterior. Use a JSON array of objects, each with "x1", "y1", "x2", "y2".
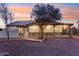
[{"x1": 8, "y1": 21, "x2": 73, "y2": 39}]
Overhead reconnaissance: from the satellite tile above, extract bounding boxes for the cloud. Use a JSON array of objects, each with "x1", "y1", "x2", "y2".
[
  {"x1": 14, "y1": 12, "x2": 31, "y2": 18},
  {"x1": 8, "y1": 3, "x2": 79, "y2": 20},
  {"x1": 52, "y1": 3, "x2": 79, "y2": 20},
  {"x1": 9, "y1": 6, "x2": 32, "y2": 13}
]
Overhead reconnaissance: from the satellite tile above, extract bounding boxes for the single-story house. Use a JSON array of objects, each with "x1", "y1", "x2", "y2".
[{"x1": 7, "y1": 21, "x2": 73, "y2": 39}]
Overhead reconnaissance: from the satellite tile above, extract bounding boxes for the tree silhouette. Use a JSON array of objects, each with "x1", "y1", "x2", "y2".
[
  {"x1": 31, "y1": 4, "x2": 62, "y2": 39},
  {"x1": 0, "y1": 3, "x2": 13, "y2": 39}
]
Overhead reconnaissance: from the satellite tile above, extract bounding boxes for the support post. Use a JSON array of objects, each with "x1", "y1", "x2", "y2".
[
  {"x1": 53, "y1": 25, "x2": 56, "y2": 37},
  {"x1": 68, "y1": 25, "x2": 72, "y2": 38},
  {"x1": 62, "y1": 24, "x2": 64, "y2": 37},
  {"x1": 27, "y1": 27, "x2": 29, "y2": 38}
]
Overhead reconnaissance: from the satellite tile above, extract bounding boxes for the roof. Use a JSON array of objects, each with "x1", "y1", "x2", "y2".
[
  {"x1": 8, "y1": 21, "x2": 34, "y2": 27},
  {"x1": 61, "y1": 19, "x2": 77, "y2": 24},
  {"x1": 33, "y1": 22, "x2": 73, "y2": 25},
  {"x1": 8, "y1": 21, "x2": 73, "y2": 27}
]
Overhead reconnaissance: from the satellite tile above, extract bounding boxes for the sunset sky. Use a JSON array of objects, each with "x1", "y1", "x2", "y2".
[{"x1": 6, "y1": 3, "x2": 79, "y2": 22}]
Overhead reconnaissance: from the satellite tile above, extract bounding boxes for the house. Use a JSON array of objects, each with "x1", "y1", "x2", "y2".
[{"x1": 8, "y1": 20, "x2": 73, "y2": 39}]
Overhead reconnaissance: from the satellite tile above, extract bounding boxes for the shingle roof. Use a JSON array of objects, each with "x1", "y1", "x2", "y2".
[{"x1": 8, "y1": 21, "x2": 34, "y2": 27}]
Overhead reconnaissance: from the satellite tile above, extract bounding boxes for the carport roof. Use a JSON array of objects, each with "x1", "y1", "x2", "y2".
[{"x1": 8, "y1": 21, "x2": 73, "y2": 27}]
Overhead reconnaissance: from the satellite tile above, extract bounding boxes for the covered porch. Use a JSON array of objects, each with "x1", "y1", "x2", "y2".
[{"x1": 8, "y1": 21, "x2": 73, "y2": 40}]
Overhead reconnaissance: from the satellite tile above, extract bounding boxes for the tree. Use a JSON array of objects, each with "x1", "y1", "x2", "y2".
[
  {"x1": 0, "y1": 3, "x2": 13, "y2": 39},
  {"x1": 31, "y1": 4, "x2": 62, "y2": 39}
]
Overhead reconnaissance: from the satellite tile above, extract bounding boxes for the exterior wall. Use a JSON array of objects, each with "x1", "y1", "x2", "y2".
[
  {"x1": 9, "y1": 27, "x2": 19, "y2": 38},
  {"x1": 0, "y1": 27, "x2": 19, "y2": 38}
]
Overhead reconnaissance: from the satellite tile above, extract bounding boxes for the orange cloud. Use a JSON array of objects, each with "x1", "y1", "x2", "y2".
[
  {"x1": 8, "y1": 6, "x2": 32, "y2": 21},
  {"x1": 8, "y1": 6, "x2": 32, "y2": 13}
]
